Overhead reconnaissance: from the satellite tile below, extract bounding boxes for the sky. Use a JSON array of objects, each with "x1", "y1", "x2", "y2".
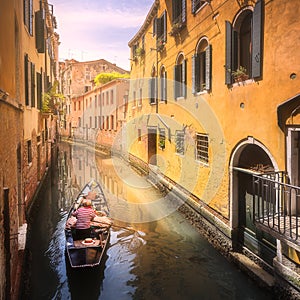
[{"x1": 50, "y1": 0, "x2": 154, "y2": 71}]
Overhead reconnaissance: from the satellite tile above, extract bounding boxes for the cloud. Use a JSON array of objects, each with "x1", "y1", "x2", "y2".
[{"x1": 51, "y1": 0, "x2": 153, "y2": 69}]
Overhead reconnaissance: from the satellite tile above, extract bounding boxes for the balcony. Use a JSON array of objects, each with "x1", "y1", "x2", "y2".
[{"x1": 253, "y1": 171, "x2": 300, "y2": 251}]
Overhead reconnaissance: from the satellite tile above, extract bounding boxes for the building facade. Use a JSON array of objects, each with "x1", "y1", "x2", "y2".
[
  {"x1": 71, "y1": 79, "x2": 130, "y2": 155},
  {"x1": 58, "y1": 59, "x2": 128, "y2": 138},
  {"x1": 127, "y1": 0, "x2": 300, "y2": 296},
  {"x1": 0, "y1": 0, "x2": 59, "y2": 298}
]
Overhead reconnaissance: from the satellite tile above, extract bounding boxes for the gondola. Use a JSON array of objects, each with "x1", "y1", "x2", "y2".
[{"x1": 65, "y1": 179, "x2": 111, "y2": 268}]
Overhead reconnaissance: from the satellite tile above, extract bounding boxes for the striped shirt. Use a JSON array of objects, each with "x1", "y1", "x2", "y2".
[{"x1": 72, "y1": 207, "x2": 96, "y2": 229}]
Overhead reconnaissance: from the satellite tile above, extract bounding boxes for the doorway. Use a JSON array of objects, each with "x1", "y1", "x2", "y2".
[
  {"x1": 231, "y1": 141, "x2": 277, "y2": 265},
  {"x1": 147, "y1": 127, "x2": 157, "y2": 165}
]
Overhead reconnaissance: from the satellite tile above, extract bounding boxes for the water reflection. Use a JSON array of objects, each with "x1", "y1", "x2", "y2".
[{"x1": 22, "y1": 142, "x2": 275, "y2": 300}]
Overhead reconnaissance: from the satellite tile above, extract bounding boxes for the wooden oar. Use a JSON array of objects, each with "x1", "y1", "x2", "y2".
[{"x1": 92, "y1": 219, "x2": 138, "y2": 233}]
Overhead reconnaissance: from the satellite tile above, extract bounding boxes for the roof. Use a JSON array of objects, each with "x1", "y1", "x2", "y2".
[{"x1": 128, "y1": 0, "x2": 159, "y2": 47}]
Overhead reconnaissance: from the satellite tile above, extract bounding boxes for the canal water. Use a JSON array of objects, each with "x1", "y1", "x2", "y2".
[{"x1": 21, "y1": 142, "x2": 275, "y2": 300}]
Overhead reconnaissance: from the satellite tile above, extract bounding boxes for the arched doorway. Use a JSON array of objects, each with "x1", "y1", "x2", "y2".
[{"x1": 231, "y1": 139, "x2": 277, "y2": 265}]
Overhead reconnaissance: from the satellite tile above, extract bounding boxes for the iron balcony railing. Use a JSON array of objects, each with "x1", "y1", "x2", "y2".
[{"x1": 253, "y1": 171, "x2": 300, "y2": 248}]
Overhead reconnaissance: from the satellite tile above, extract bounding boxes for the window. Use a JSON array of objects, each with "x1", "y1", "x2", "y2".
[
  {"x1": 24, "y1": 0, "x2": 33, "y2": 35},
  {"x1": 192, "y1": 0, "x2": 209, "y2": 14},
  {"x1": 149, "y1": 72, "x2": 157, "y2": 105},
  {"x1": 138, "y1": 88, "x2": 142, "y2": 107},
  {"x1": 133, "y1": 91, "x2": 137, "y2": 108},
  {"x1": 225, "y1": 0, "x2": 263, "y2": 84},
  {"x1": 175, "y1": 130, "x2": 185, "y2": 155},
  {"x1": 27, "y1": 140, "x2": 32, "y2": 164},
  {"x1": 174, "y1": 54, "x2": 186, "y2": 99},
  {"x1": 138, "y1": 129, "x2": 142, "y2": 142},
  {"x1": 24, "y1": 54, "x2": 35, "y2": 107},
  {"x1": 172, "y1": 0, "x2": 186, "y2": 26},
  {"x1": 160, "y1": 66, "x2": 167, "y2": 102},
  {"x1": 111, "y1": 90, "x2": 114, "y2": 104},
  {"x1": 195, "y1": 133, "x2": 209, "y2": 163},
  {"x1": 36, "y1": 71, "x2": 42, "y2": 109},
  {"x1": 192, "y1": 39, "x2": 211, "y2": 93},
  {"x1": 154, "y1": 11, "x2": 167, "y2": 51},
  {"x1": 35, "y1": 8, "x2": 45, "y2": 53},
  {"x1": 159, "y1": 128, "x2": 166, "y2": 149}
]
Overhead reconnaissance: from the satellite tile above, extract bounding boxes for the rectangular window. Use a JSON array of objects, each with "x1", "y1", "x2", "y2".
[
  {"x1": 27, "y1": 140, "x2": 32, "y2": 164},
  {"x1": 191, "y1": 0, "x2": 208, "y2": 14},
  {"x1": 149, "y1": 78, "x2": 157, "y2": 104},
  {"x1": 195, "y1": 133, "x2": 209, "y2": 163},
  {"x1": 174, "y1": 59, "x2": 187, "y2": 99},
  {"x1": 111, "y1": 90, "x2": 114, "y2": 104},
  {"x1": 133, "y1": 91, "x2": 137, "y2": 108},
  {"x1": 138, "y1": 88, "x2": 142, "y2": 107},
  {"x1": 155, "y1": 11, "x2": 167, "y2": 51},
  {"x1": 24, "y1": 0, "x2": 33, "y2": 35},
  {"x1": 172, "y1": 0, "x2": 186, "y2": 26},
  {"x1": 175, "y1": 130, "x2": 185, "y2": 155}
]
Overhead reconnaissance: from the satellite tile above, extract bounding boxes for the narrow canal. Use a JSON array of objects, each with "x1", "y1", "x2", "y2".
[{"x1": 21, "y1": 142, "x2": 275, "y2": 300}]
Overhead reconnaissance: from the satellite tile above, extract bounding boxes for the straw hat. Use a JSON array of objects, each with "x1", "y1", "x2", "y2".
[{"x1": 83, "y1": 199, "x2": 92, "y2": 207}]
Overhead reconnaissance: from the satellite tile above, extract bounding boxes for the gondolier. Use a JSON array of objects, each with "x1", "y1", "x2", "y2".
[
  {"x1": 65, "y1": 179, "x2": 112, "y2": 268},
  {"x1": 72, "y1": 199, "x2": 96, "y2": 240}
]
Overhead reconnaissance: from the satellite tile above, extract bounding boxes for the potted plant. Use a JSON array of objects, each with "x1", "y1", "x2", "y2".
[
  {"x1": 135, "y1": 47, "x2": 145, "y2": 57},
  {"x1": 159, "y1": 138, "x2": 165, "y2": 150},
  {"x1": 231, "y1": 66, "x2": 249, "y2": 82}
]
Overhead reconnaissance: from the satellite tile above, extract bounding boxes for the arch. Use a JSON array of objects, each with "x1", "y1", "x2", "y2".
[
  {"x1": 229, "y1": 137, "x2": 278, "y2": 263},
  {"x1": 229, "y1": 137, "x2": 279, "y2": 228},
  {"x1": 175, "y1": 52, "x2": 185, "y2": 65},
  {"x1": 195, "y1": 36, "x2": 209, "y2": 54}
]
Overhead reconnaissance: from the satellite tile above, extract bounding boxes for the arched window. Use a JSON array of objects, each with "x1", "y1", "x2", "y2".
[
  {"x1": 192, "y1": 38, "x2": 211, "y2": 94},
  {"x1": 225, "y1": 0, "x2": 263, "y2": 84},
  {"x1": 174, "y1": 53, "x2": 186, "y2": 99}
]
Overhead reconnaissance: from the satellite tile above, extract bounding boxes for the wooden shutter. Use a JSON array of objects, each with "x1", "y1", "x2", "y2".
[
  {"x1": 182, "y1": 59, "x2": 187, "y2": 98},
  {"x1": 225, "y1": 21, "x2": 232, "y2": 85},
  {"x1": 37, "y1": 72, "x2": 42, "y2": 109},
  {"x1": 181, "y1": 0, "x2": 186, "y2": 24},
  {"x1": 205, "y1": 45, "x2": 212, "y2": 91},
  {"x1": 153, "y1": 18, "x2": 157, "y2": 36},
  {"x1": 31, "y1": 62, "x2": 35, "y2": 107},
  {"x1": 192, "y1": 0, "x2": 196, "y2": 14},
  {"x1": 172, "y1": 0, "x2": 177, "y2": 23},
  {"x1": 24, "y1": 54, "x2": 29, "y2": 106},
  {"x1": 163, "y1": 10, "x2": 167, "y2": 43},
  {"x1": 192, "y1": 54, "x2": 196, "y2": 94},
  {"x1": 174, "y1": 65, "x2": 179, "y2": 99},
  {"x1": 252, "y1": 0, "x2": 263, "y2": 78},
  {"x1": 29, "y1": 0, "x2": 33, "y2": 35},
  {"x1": 35, "y1": 10, "x2": 45, "y2": 53}
]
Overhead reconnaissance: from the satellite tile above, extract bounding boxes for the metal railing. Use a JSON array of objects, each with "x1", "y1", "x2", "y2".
[{"x1": 253, "y1": 171, "x2": 300, "y2": 245}]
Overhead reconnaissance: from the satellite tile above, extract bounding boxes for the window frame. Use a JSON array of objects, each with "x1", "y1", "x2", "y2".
[
  {"x1": 195, "y1": 133, "x2": 209, "y2": 164},
  {"x1": 175, "y1": 130, "x2": 185, "y2": 155}
]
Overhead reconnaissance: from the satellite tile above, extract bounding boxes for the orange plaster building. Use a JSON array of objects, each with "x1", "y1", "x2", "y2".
[{"x1": 127, "y1": 0, "x2": 300, "y2": 296}]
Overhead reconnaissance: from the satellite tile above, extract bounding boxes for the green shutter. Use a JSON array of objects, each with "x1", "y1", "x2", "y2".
[
  {"x1": 182, "y1": 0, "x2": 186, "y2": 24},
  {"x1": 24, "y1": 54, "x2": 29, "y2": 106},
  {"x1": 205, "y1": 45, "x2": 212, "y2": 91},
  {"x1": 182, "y1": 59, "x2": 187, "y2": 98},
  {"x1": 252, "y1": 0, "x2": 263, "y2": 78},
  {"x1": 225, "y1": 21, "x2": 232, "y2": 85},
  {"x1": 35, "y1": 10, "x2": 45, "y2": 53},
  {"x1": 31, "y1": 62, "x2": 35, "y2": 107}
]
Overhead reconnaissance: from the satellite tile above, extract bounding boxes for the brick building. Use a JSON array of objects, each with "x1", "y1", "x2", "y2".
[
  {"x1": 127, "y1": 0, "x2": 300, "y2": 297},
  {"x1": 0, "y1": 0, "x2": 59, "y2": 298},
  {"x1": 58, "y1": 59, "x2": 129, "y2": 138}
]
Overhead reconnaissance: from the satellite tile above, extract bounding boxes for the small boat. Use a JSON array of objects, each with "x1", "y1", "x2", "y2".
[{"x1": 65, "y1": 179, "x2": 112, "y2": 268}]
